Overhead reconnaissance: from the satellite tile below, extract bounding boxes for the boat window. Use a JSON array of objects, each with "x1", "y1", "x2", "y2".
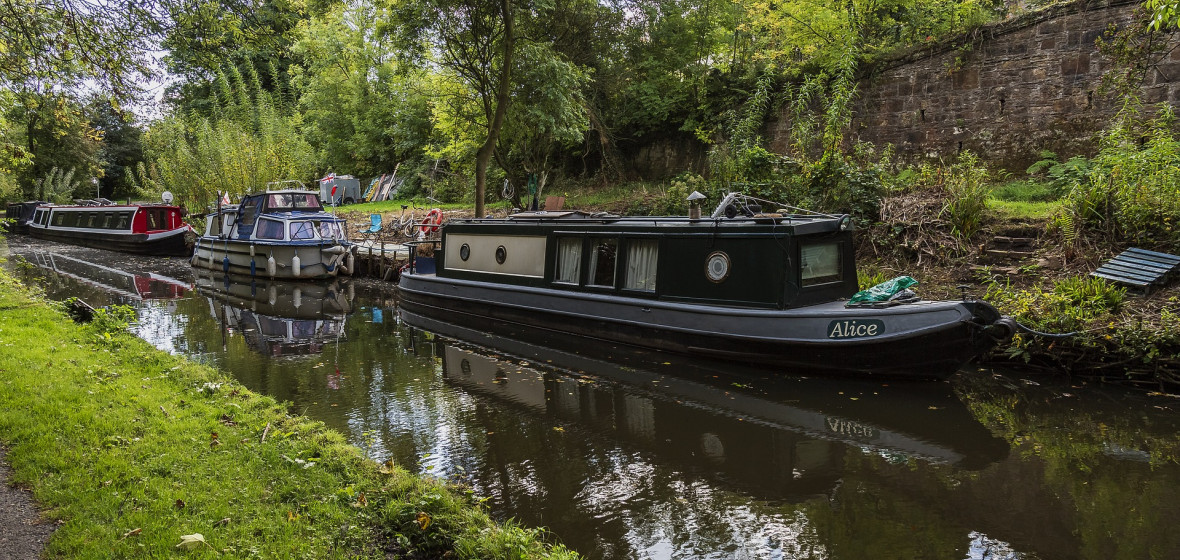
[
  {"x1": 87, "y1": 212, "x2": 98, "y2": 228},
  {"x1": 102, "y1": 212, "x2": 114, "y2": 229},
  {"x1": 256, "y1": 218, "x2": 286, "y2": 240},
  {"x1": 267, "y1": 193, "x2": 294, "y2": 209},
  {"x1": 587, "y1": 238, "x2": 618, "y2": 287},
  {"x1": 52, "y1": 212, "x2": 65, "y2": 226},
  {"x1": 239, "y1": 198, "x2": 261, "y2": 226},
  {"x1": 289, "y1": 221, "x2": 316, "y2": 240},
  {"x1": 292, "y1": 193, "x2": 321, "y2": 209},
  {"x1": 115, "y1": 211, "x2": 132, "y2": 230},
  {"x1": 554, "y1": 238, "x2": 582, "y2": 284},
  {"x1": 318, "y1": 220, "x2": 344, "y2": 240},
  {"x1": 145, "y1": 208, "x2": 168, "y2": 230},
  {"x1": 624, "y1": 240, "x2": 658, "y2": 291},
  {"x1": 801, "y1": 241, "x2": 842, "y2": 286}
]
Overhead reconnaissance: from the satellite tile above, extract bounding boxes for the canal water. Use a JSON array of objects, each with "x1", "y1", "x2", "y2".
[{"x1": 5, "y1": 237, "x2": 1180, "y2": 560}]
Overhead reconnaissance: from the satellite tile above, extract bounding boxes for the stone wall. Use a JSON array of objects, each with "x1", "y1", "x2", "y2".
[
  {"x1": 625, "y1": 0, "x2": 1179, "y2": 179},
  {"x1": 820, "y1": 0, "x2": 1180, "y2": 170}
]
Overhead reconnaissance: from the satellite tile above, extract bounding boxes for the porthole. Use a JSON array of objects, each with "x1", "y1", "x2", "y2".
[
  {"x1": 495, "y1": 245, "x2": 507, "y2": 264},
  {"x1": 459, "y1": 243, "x2": 471, "y2": 261},
  {"x1": 705, "y1": 251, "x2": 730, "y2": 283}
]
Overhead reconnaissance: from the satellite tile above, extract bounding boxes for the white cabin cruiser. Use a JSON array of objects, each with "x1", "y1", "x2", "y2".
[{"x1": 191, "y1": 189, "x2": 355, "y2": 280}]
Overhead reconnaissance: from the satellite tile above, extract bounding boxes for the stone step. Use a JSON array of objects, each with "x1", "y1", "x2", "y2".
[
  {"x1": 984, "y1": 248, "x2": 1036, "y2": 259},
  {"x1": 992, "y1": 236, "x2": 1037, "y2": 247}
]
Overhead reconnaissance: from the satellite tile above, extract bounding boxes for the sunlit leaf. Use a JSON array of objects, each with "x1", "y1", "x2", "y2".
[{"x1": 175, "y1": 533, "x2": 206, "y2": 550}]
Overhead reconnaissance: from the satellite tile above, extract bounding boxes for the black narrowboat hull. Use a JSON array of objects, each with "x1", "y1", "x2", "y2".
[
  {"x1": 29, "y1": 226, "x2": 193, "y2": 257},
  {"x1": 397, "y1": 273, "x2": 1007, "y2": 379}
]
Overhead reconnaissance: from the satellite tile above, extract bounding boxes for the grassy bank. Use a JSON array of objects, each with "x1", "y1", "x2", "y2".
[{"x1": 0, "y1": 252, "x2": 578, "y2": 558}]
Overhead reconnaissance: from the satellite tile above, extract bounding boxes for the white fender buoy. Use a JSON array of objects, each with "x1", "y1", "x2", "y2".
[
  {"x1": 343, "y1": 251, "x2": 355, "y2": 276},
  {"x1": 268, "y1": 285, "x2": 277, "y2": 305},
  {"x1": 266, "y1": 256, "x2": 276, "y2": 278},
  {"x1": 293, "y1": 287, "x2": 302, "y2": 309},
  {"x1": 291, "y1": 255, "x2": 301, "y2": 278}
]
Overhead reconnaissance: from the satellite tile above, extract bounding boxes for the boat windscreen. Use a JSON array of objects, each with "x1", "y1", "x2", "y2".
[{"x1": 266, "y1": 192, "x2": 323, "y2": 211}]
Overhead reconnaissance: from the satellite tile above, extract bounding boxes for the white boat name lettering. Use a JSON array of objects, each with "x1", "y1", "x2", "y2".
[{"x1": 827, "y1": 319, "x2": 884, "y2": 339}]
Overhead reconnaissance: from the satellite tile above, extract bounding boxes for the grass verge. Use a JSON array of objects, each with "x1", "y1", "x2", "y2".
[{"x1": 0, "y1": 252, "x2": 579, "y2": 559}]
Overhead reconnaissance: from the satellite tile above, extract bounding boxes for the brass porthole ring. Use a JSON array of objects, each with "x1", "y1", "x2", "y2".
[
  {"x1": 705, "y1": 251, "x2": 730, "y2": 283},
  {"x1": 495, "y1": 245, "x2": 507, "y2": 264}
]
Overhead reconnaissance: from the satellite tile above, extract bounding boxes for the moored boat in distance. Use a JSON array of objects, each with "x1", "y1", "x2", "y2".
[
  {"x1": 4, "y1": 201, "x2": 49, "y2": 234},
  {"x1": 191, "y1": 188, "x2": 355, "y2": 280},
  {"x1": 26, "y1": 197, "x2": 194, "y2": 256},
  {"x1": 397, "y1": 192, "x2": 1017, "y2": 378}
]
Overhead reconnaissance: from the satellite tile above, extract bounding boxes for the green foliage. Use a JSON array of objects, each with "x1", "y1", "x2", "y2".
[
  {"x1": 857, "y1": 268, "x2": 892, "y2": 290},
  {"x1": 143, "y1": 64, "x2": 316, "y2": 210},
  {"x1": 939, "y1": 152, "x2": 992, "y2": 240},
  {"x1": 985, "y1": 275, "x2": 1125, "y2": 361},
  {"x1": 1147, "y1": 0, "x2": 1180, "y2": 31},
  {"x1": 290, "y1": 2, "x2": 433, "y2": 178},
  {"x1": 0, "y1": 0, "x2": 159, "y2": 99},
  {"x1": 1025, "y1": 150, "x2": 1090, "y2": 199},
  {"x1": 33, "y1": 167, "x2": 82, "y2": 203},
  {"x1": 86, "y1": 304, "x2": 137, "y2": 347},
  {"x1": 1062, "y1": 104, "x2": 1180, "y2": 244}
]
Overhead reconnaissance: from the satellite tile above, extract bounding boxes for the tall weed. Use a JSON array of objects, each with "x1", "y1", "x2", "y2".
[
  {"x1": 1063, "y1": 104, "x2": 1180, "y2": 245},
  {"x1": 940, "y1": 152, "x2": 991, "y2": 240}
]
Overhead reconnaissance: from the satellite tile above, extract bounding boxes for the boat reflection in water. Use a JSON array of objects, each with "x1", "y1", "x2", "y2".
[
  {"x1": 400, "y1": 309, "x2": 1009, "y2": 500},
  {"x1": 26, "y1": 250, "x2": 190, "y2": 300},
  {"x1": 196, "y1": 270, "x2": 353, "y2": 357}
]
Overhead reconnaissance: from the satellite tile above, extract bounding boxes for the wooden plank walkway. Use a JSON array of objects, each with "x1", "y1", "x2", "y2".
[{"x1": 1091, "y1": 247, "x2": 1180, "y2": 293}]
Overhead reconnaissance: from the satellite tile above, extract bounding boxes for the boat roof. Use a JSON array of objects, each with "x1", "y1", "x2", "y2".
[{"x1": 254, "y1": 210, "x2": 346, "y2": 221}]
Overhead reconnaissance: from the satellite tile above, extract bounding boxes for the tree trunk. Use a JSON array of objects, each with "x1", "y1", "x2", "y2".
[{"x1": 474, "y1": 0, "x2": 514, "y2": 219}]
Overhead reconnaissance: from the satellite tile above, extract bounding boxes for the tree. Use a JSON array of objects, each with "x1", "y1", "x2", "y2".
[
  {"x1": 0, "y1": 0, "x2": 162, "y2": 101},
  {"x1": 8, "y1": 91, "x2": 103, "y2": 199},
  {"x1": 86, "y1": 96, "x2": 145, "y2": 201},
  {"x1": 289, "y1": 1, "x2": 433, "y2": 177},
  {"x1": 386, "y1": 0, "x2": 519, "y2": 217},
  {"x1": 162, "y1": 0, "x2": 310, "y2": 116}
]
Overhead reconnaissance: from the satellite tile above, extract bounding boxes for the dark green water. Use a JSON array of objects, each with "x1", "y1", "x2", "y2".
[{"x1": 7, "y1": 236, "x2": 1180, "y2": 560}]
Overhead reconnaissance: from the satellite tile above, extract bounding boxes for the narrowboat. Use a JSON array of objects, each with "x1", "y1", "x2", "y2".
[
  {"x1": 191, "y1": 189, "x2": 355, "y2": 280},
  {"x1": 3, "y1": 201, "x2": 48, "y2": 234},
  {"x1": 397, "y1": 193, "x2": 1016, "y2": 378},
  {"x1": 26, "y1": 200, "x2": 194, "y2": 256}
]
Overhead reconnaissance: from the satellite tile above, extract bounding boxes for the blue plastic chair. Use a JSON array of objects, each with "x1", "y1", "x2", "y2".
[{"x1": 358, "y1": 213, "x2": 383, "y2": 244}]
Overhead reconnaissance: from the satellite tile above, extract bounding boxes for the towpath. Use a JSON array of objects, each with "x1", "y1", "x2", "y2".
[{"x1": 0, "y1": 448, "x2": 53, "y2": 559}]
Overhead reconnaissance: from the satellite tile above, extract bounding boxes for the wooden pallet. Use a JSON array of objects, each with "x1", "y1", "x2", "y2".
[{"x1": 1091, "y1": 247, "x2": 1180, "y2": 293}]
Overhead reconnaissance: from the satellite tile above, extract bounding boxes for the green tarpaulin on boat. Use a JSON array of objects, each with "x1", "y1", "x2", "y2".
[{"x1": 849, "y1": 275, "x2": 919, "y2": 304}]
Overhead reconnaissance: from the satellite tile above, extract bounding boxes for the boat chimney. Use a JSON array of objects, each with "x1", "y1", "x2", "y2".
[{"x1": 687, "y1": 191, "x2": 706, "y2": 220}]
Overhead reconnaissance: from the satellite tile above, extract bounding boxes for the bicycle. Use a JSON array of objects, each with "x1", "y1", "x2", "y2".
[{"x1": 387, "y1": 204, "x2": 417, "y2": 238}]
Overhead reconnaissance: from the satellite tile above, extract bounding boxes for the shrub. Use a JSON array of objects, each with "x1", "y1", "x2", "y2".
[{"x1": 940, "y1": 152, "x2": 992, "y2": 240}]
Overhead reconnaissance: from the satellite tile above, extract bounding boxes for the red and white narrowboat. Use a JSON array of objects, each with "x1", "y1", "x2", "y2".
[{"x1": 27, "y1": 200, "x2": 195, "y2": 257}]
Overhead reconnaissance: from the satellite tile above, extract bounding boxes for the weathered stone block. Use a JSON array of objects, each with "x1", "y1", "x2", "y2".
[
  {"x1": 1061, "y1": 53, "x2": 1091, "y2": 76},
  {"x1": 952, "y1": 68, "x2": 980, "y2": 90}
]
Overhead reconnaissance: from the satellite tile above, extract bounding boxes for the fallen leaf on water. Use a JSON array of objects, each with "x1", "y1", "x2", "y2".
[
  {"x1": 416, "y1": 511, "x2": 432, "y2": 530},
  {"x1": 552, "y1": 426, "x2": 565, "y2": 432},
  {"x1": 175, "y1": 533, "x2": 206, "y2": 550}
]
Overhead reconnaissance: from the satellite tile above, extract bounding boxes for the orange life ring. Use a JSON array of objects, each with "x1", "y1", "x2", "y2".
[{"x1": 420, "y1": 208, "x2": 443, "y2": 233}]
